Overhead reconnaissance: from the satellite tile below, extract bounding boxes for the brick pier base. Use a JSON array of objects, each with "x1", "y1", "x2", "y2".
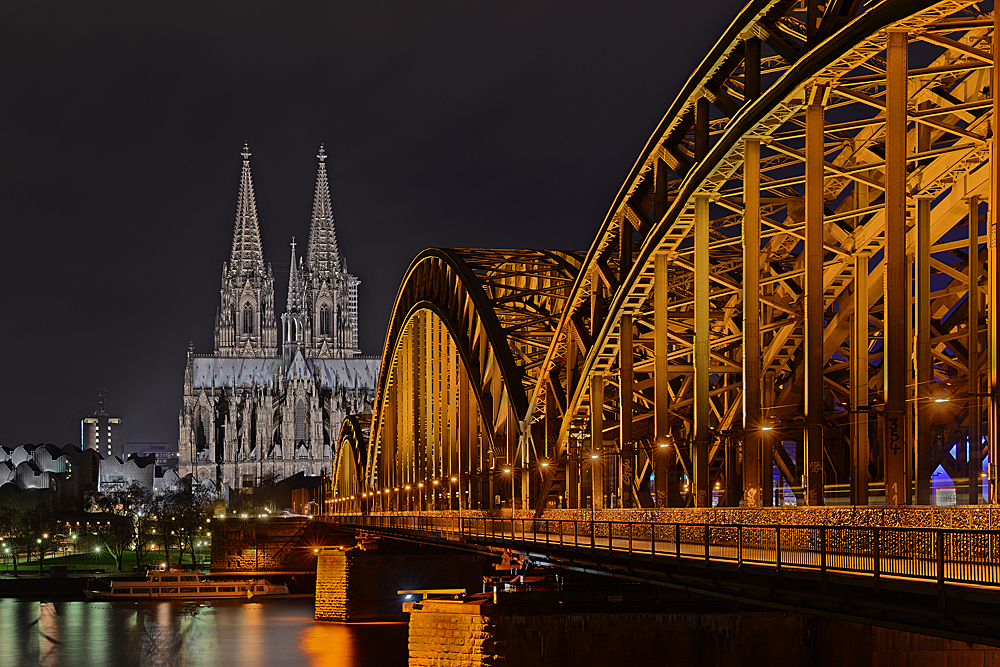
[{"x1": 404, "y1": 598, "x2": 1000, "y2": 667}]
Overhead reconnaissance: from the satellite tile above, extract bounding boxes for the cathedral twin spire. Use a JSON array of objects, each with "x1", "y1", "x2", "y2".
[
  {"x1": 307, "y1": 145, "x2": 342, "y2": 279},
  {"x1": 230, "y1": 144, "x2": 265, "y2": 278},
  {"x1": 215, "y1": 143, "x2": 359, "y2": 360}
]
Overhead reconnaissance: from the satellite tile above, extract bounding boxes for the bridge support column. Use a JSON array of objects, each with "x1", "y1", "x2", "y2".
[
  {"x1": 884, "y1": 29, "x2": 910, "y2": 506},
  {"x1": 654, "y1": 251, "x2": 671, "y2": 507},
  {"x1": 620, "y1": 314, "x2": 634, "y2": 507},
  {"x1": 591, "y1": 374, "x2": 605, "y2": 510},
  {"x1": 968, "y1": 197, "x2": 982, "y2": 505},
  {"x1": 804, "y1": 87, "x2": 825, "y2": 506},
  {"x1": 990, "y1": 7, "x2": 1000, "y2": 503},
  {"x1": 459, "y1": 361, "x2": 471, "y2": 509},
  {"x1": 743, "y1": 138, "x2": 762, "y2": 508},
  {"x1": 851, "y1": 252, "x2": 870, "y2": 506},
  {"x1": 913, "y1": 205, "x2": 931, "y2": 504},
  {"x1": 912, "y1": 106, "x2": 933, "y2": 505},
  {"x1": 693, "y1": 194, "x2": 711, "y2": 507},
  {"x1": 567, "y1": 435, "x2": 579, "y2": 509}
]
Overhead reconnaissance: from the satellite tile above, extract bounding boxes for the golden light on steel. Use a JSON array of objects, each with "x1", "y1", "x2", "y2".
[{"x1": 343, "y1": 0, "x2": 1000, "y2": 513}]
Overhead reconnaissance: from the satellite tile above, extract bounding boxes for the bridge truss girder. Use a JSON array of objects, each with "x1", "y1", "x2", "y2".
[
  {"x1": 323, "y1": 0, "x2": 1000, "y2": 516},
  {"x1": 531, "y1": 0, "x2": 1000, "y2": 512}
]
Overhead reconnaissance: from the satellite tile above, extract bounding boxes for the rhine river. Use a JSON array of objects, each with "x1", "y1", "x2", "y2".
[{"x1": 0, "y1": 598, "x2": 408, "y2": 667}]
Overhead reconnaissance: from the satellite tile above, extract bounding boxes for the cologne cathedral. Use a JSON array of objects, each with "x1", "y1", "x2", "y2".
[{"x1": 178, "y1": 145, "x2": 379, "y2": 494}]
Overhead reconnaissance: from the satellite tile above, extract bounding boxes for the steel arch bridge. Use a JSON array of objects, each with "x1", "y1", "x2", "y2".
[{"x1": 334, "y1": 0, "x2": 1000, "y2": 515}]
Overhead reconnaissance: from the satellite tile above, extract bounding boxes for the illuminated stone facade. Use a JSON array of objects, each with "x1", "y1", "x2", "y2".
[{"x1": 178, "y1": 145, "x2": 378, "y2": 494}]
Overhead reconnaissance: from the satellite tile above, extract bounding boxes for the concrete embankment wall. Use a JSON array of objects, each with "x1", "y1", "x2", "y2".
[{"x1": 406, "y1": 598, "x2": 1000, "y2": 666}]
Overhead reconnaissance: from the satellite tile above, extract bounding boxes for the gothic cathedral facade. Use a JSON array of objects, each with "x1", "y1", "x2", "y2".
[{"x1": 178, "y1": 146, "x2": 379, "y2": 494}]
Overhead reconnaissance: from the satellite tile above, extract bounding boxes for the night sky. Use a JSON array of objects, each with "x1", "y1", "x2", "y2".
[{"x1": 0, "y1": 0, "x2": 744, "y2": 448}]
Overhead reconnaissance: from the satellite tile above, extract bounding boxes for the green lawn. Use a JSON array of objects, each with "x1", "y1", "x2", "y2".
[{"x1": 0, "y1": 549, "x2": 210, "y2": 574}]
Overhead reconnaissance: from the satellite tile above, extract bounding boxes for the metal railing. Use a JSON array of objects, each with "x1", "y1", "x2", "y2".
[{"x1": 330, "y1": 513, "x2": 1000, "y2": 587}]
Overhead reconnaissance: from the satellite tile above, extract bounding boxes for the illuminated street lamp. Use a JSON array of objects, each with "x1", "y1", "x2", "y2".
[
  {"x1": 502, "y1": 467, "x2": 513, "y2": 512},
  {"x1": 588, "y1": 453, "x2": 601, "y2": 522}
]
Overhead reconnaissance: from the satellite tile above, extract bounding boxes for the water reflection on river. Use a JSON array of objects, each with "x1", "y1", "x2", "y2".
[{"x1": 0, "y1": 598, "x2": 408, "y2": 667}]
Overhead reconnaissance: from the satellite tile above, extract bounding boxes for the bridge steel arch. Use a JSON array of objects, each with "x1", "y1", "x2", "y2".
[
  {"x1": 328, "y1": 0, "x2": 1000, "y2": 516},
  {"x1": 361, "y1": 249, "x2": 581, "y2": 511},
  {"x1": 330, "y1": 414, "x2": 370, "y2": 514},
  {"x1": 527, "y1": 0, "x2": 1000, "y2": 513}
]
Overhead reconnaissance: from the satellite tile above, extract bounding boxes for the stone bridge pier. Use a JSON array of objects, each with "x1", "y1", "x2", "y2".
[{"x1": 314, "y1": 540, "x2": 488, "y2": 622}]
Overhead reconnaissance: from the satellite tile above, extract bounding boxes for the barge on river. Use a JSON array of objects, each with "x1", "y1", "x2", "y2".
[{"x1": 85, "y1": 573, "x2": 286, "y2": 600}]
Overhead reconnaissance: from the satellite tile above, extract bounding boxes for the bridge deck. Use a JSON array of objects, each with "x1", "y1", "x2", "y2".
[
  {"x1": 332, "y1": 513, "x2": 1000, "y2": 588},
  {"x1": 326, "y1": 512, "x2": 1000, "y2": 645}
]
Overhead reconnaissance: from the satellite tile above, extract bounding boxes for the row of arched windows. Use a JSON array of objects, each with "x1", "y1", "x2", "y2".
[{"x1": 235, "y1": 303, "x2": 337, "y2": 338}]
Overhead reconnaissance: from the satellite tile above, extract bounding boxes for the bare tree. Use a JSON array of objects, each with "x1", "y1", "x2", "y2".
[
  {"x1": 152, "y1": 495, "x2": 181, "y2": 569},
  {"x1": 160, "y1": 482, "x2": 214, "y2": 568},
  {"x1": 0, "y1": 505, "x2": 28, "y2": 576},
  {"x1": 26, "y1": 508, "x2": 61, "y2": 575},
  {"x1": 90, "y1": 482, "x2": 157, "y2": 572}
]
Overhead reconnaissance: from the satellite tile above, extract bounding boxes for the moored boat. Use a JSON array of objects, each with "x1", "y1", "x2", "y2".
[{"x1": 85, "y1": 573, "x2": 286, "y2": 600}]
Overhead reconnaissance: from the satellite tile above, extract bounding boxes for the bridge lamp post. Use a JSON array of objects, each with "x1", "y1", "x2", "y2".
[
  {"x1": 405, "y1": 486, "x2": 411, "y2": 512},
  {"x1": 502, "y1": 468, "x2": 513, "y2": 514},
  {"x1": 450, "y1": 477, "x2": 458, "y2": 511},
  {"x1": 432, "y1": 480, "x2": 440, "y2": 510},
  {"x1": 418, "y1": 483, "x2": 424, "y2": 513}
]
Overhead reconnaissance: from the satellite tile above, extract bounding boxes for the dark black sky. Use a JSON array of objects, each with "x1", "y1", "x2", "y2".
[{"x1": 0, "y1": 0, "x2": 744, "y2": 448}]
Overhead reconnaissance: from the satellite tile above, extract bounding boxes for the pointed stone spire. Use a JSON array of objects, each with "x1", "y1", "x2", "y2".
[
  {"x1": 307, "y1": 145, "x2": 341, "y2": 278},
  {"x1": 230, "y1": 143, "x2": 265, "y2": 277},
  {"x1": 286, "y1": 238, "x2": 304, "y2": 314}
]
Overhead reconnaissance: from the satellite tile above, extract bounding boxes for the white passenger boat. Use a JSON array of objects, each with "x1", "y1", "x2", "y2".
[{"x1": 85, "y1": 573, "x2": 287, "y2": 600}]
